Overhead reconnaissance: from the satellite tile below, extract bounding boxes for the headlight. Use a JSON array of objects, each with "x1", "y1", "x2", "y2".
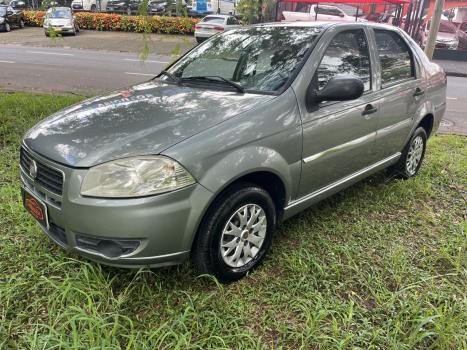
[{"x1": 81, "y1": 156, "x2": 195, "y2": 198}]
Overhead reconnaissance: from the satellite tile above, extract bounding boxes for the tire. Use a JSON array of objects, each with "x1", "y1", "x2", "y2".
[
  {"x1": 19, "y1": 19, "x2": 25, "y2": 28},
  {"x1": 192, "y1": 182, "x2": 276, "y2": 282},
  {"x1": 389, "y1": 127, "x2": 427, "y2": 179},
  {"x1": 126, "y1": 8, "x2": 131, "y2": 15},
  {"x1": 195, "y1": 37, "x2": 204, "y2": 44},
  {"x1": 90, "y1": 4, "x2": 96, "y2": 12},
  {"x1": 5, "y1": 22, "x2": 10, "y2": 32}
]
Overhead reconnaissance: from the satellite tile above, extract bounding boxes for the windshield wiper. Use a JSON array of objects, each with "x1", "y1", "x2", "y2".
[
  {"x1": 181, "y1": 76, "x2": 245, "y2": 93},
  {"x1": 158, "y1": 70, "x2": 181, "y2": 85}
]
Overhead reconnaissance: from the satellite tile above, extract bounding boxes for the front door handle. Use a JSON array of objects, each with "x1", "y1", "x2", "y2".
[
  {"x1": 362, "y1": 104, "x2": 378, "y2": 116},
  {"x1": 413, "y1": 88, "x2": 425, "y2": 97}
]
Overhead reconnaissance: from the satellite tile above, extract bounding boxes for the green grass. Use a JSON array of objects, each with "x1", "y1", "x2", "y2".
[{"x1": 0, "y1": 92, "x2": 466, "y2": 349}]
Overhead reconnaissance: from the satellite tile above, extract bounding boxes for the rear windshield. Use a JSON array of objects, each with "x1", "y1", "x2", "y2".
[
  {"x1": 202, "y1": 16, "x2": 225, "y2": 24},
  {"x1": 165, "y1": 26, "x2": 321, "y2": 93}
]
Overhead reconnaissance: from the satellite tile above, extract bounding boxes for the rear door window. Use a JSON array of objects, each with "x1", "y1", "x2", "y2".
[{"x1": 374, "y1": 29, "x2": 415, "y2": 87}]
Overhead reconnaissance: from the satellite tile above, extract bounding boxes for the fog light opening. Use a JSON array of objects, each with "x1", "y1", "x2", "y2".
[{"x1": 76, "y1": 234, "x2": 140, "y2": 258}]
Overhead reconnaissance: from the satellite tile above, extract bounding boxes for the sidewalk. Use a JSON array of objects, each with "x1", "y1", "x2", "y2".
[
  {"x1": 434, "y1": 59, "x2": 467, "y2": 78},
  {"x1": 0, "y1": 27, "x2": 196, "y2": 55}
]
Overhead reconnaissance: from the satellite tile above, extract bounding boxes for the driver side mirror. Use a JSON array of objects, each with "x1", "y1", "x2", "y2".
[{"x1": 306, "y1": 77, "x2": 364, "y2": 111}]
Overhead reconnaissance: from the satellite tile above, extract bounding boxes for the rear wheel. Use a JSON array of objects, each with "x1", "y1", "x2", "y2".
[
  {"x1": 5, "y1": 22, "x2": 11, "y2": 32},
  {"x1": 192, "y1": 183, "x2": 276, "y2": 282},
  {"x1": 19, "y1": 19, "x2": 25, "y2": 28},
  {"x1": 195, "y1": 37, "x2": 205, "y2": 44},
  {"x1": 126, "y1": 7, "x2": 132, "y2": 15},
  {"x1": 91, "y1": 4, "x2": 97, "y2": 11},
  {"x1": 389, "y1": 127, "x2": 427, "y2": 179}
]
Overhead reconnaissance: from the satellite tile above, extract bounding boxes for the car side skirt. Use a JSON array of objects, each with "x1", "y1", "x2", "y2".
[{"x1": 283, "y1": 152, "x2": 401, "y2": 219}]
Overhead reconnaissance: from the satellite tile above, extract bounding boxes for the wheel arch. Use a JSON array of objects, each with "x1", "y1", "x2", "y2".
[{"x1": 417, "y1": 113, "x2": 434, "y2": 138}]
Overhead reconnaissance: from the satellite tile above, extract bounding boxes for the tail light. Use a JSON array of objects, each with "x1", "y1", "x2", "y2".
[{"x1": 213, "y1": 25, "x2": 224, "y2": 31}]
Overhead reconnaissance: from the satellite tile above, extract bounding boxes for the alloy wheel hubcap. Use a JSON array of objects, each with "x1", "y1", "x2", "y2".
[
  {"x1": 220, "y1": 204, "x2": 267, "y2": 268},
  {"x1": 406, "y1": 136, "x2": 424, "y2": 175}
]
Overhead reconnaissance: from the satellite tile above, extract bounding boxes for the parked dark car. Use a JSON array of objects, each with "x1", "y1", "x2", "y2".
[
  {"x1": 148, "y1": 0, "x2": 187, "y2": 16},
  {"x1": 0, "y1": 5, "x2": 24, "y2": 32},
  {"x1": 459, "y1": 20, "x2": 467, "y2": 34},
  {"x1": 106, "y1": 0, "x2": 141, "y2": 15},
  {"x1": 9, "y1": 0, "x2": 28, "y2": 10}
]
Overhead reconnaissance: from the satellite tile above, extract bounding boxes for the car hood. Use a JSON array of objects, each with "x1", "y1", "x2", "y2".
[
  {"x1": 436, "y1": 32, "x2": 457, "y2": 42},
  {"x1": 24, "y1": 81, "x2": 275, "y2": 167}
]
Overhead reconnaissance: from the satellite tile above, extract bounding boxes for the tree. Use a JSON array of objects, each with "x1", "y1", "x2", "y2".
[{"x1": 236, "y1": 0, "x2": 260, "y2": 24}]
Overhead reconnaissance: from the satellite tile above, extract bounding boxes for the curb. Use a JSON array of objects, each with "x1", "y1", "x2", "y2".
[{"x1": 446, "y1": 71, "x2": 467, "y2": 78}]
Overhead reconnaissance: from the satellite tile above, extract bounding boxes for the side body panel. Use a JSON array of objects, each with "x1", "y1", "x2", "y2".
[
  {"x1": 291, "y1": 24, "x2": 381, "y2": 197},
  {"x1": 164, "y1": 88, "x2": 303, "y2": 243}
]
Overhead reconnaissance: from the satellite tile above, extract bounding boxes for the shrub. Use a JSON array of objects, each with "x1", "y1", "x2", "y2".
[{"x1": 23, "y1": 11, "x2": 198, "y2": 35}]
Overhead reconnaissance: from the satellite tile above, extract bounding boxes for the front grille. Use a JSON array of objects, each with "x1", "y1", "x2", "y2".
[{"x1": 20, "y1": 147, "x2": 64, "y2": 196}]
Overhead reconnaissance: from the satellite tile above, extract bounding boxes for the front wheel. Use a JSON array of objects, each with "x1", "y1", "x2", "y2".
[
  {"x1": 195, "y1": 37, "x2": 205, "y2": 44},
  {"x1": 192, "y1": 183, "x2": 276, "y2": 282},
  {"x1": 389, "y1": 127, "x2": 427, "y2": 179},
  {"x1": 19, "y1": 19, "x2": 25, "y2": 28},
  {"x1": 5, "y1": 22, "x2": 11, "y2": 32}
]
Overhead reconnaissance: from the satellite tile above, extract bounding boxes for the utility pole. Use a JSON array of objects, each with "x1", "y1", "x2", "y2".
[{"x1": 424, "y1": 0, "x2": 445, "y2": 60}]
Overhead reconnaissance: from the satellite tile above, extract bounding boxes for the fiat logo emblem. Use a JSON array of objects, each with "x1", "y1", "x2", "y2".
[{"x1": 29, "y1": 160, "x2": 38, "y2": 179}]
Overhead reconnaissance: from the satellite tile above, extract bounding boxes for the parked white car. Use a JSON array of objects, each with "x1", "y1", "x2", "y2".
[
  {"x1": 43, "y1": 7, "x2": 79, "y2": 36},
  {"x1": 194, "y1": 14, "x2": 240, "y2": 43},
  {"x1": 282, "y1": 4, "x2": 367, "y2": 23}
]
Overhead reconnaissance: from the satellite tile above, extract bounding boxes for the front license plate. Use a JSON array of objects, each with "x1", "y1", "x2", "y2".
[{"x1": 22, "y1": 188, "x2": 49, "y2": 229}]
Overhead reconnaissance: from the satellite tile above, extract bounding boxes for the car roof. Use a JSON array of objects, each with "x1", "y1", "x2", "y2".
[
  {"x1": 204, "y1": 14, "x2": 234, "y2": 18},
  {"x1": 251, "y1": 21, "x2": 403, "y2": 32},
  {"x1": 47, "y1": 6, "x2": 72, "y2": 10}
]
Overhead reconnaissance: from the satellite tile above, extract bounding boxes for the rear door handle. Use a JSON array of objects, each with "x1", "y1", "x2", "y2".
[
  {"x1": 413, "y1": 88, "x2": 425, "y2": 97},
  {"x1": 362, "y1": 104, "x2": 378, "y2": 116}
]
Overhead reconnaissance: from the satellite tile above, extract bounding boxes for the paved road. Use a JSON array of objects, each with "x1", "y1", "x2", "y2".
[
  {"x1": 0, "y1": 44, "x2": 172, "y2": 94},
  {"x1": 0, "y1": 43, "x2": 465, "y2": 134}
]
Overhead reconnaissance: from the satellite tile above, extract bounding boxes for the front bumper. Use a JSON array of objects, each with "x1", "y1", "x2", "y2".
[
  {"x1": 43, "y1": 25, "x2": 75, "y2": 33},
  {"x1": 435, "y1": 41, "x2": 459, "y2": 50},
  {"x1": 20, "y1": 145, "x2": 213, "y2": 268}
]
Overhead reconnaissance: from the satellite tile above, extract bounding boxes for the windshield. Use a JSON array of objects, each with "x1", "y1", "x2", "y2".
[
  {"x1": 46, "y1": 8, "x2": 71, "y2": 18},
  {"x1": 165, "y1": 26, "x2": 320, "y2": 93}
]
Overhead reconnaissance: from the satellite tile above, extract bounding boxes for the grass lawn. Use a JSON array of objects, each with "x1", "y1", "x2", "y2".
[{"x1": 0, "y1": 92, "x2": 466, "y2": 349}]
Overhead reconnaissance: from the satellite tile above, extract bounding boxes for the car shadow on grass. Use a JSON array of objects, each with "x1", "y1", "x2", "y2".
[{"x1": 68, "y1": 169, "x2": 398, "y2": 289}]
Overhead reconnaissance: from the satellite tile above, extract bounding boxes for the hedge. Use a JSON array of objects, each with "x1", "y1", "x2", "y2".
[{"x1": 23, "y1": 11, "x2": 199, "y2": 35}]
